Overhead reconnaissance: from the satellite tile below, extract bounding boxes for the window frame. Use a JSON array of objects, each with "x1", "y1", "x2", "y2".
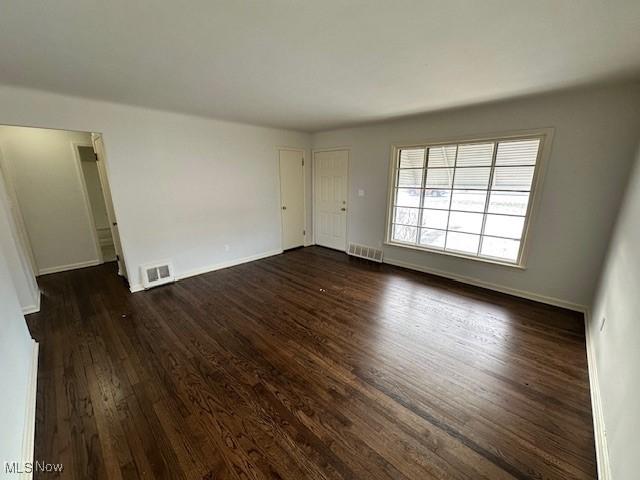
[{"x1": 384, "y1": 128, "x2": 553, "y2": 268}]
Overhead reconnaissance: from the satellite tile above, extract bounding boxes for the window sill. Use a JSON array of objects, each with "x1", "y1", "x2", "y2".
[{"x1": 383, "y1": 241, "x2": 527, "y2": 270}]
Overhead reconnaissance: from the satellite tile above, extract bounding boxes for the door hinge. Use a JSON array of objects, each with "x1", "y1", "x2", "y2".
[
  {"x1": 303, "y1": 229, "x2": 306, "y2": 236},
  {"x1": 302, "y1": 159, "x2": 304, "y2": 166}
]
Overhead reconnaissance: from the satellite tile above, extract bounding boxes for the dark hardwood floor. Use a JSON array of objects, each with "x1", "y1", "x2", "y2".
[{"x1": 26, "y1": 246, "x2": 596, "y2": 479}]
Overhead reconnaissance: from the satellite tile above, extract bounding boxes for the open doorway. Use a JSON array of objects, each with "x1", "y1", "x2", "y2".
[
  {"x1": 0, "y1": 125, "x2": 126, "y2": 279},
  {"x1": 75, "y1": 143, "x2": 116, "y2": 262}
]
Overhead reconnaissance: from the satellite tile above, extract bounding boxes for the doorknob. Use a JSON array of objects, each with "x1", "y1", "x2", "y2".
[
  {"x1": 282, "y1": 206, "x2": 287, "y2": 210},
  {"x1": 341, "y1": 207, "x2": 346, "y2": 211},
  {"x1": 112, "y1": 222, "x2": 118, "y2": 226}
]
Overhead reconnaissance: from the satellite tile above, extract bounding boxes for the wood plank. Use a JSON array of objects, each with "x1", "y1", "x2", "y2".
[{"x1": 26, "y1": 246, "x2": 596, "y2": 479}]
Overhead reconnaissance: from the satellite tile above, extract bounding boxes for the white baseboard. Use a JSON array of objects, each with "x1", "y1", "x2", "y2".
[
  {"x1": 584, "y1": 309, "x2": 611, "y2": 480},
  {"x1": 22, "y1": 290, "x2": 41, "y2": 315},
  {"x1": 129, "y1": 249, "x2": 283, "y2": 293},
  {"x1": 383, "y1": 257, "x2": 586, "y2": 312},
  {"x1": 176, "y1": 249, "x2": 283, "y2": 281},
  {"x1": 38, "y1": 259, "x2": 101, "y2": 276},
  {"x1": 21, "y1": 340, "x2": 39, "y2": 480}
]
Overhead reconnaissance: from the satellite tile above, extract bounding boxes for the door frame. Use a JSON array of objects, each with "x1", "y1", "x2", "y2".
[
  {"x1": 91, "y1": 133, "x2": 127, "y2": 278},
  {"x1": 0, "y1": 152, "x2": 39, "y2": 276},
  {"x1": 72, "y1": 141, "x2": 107, "y2": 264},
  {"x1": 311, "y1": 147, "x2": 351, "y2": 251},
  {"x1": 277, "y1": 147, "x2": 306, "y2": 251}
]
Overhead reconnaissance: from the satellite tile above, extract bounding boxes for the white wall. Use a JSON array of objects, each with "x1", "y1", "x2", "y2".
[
  {"x1": 589, "y1": 140, "x2": 640, "y2": 480},
  {"x1": 312, "y1": 83, "x2": 640, "y2": 308},
  {"x1": 0, "y1": 235, "x2": 37, "y2": 472},
  {"x1": 0, "y1": 127, "x2": 100, "y2": 274},
  {"x1": 0, "y1": 85, "x2": 311, "y2": 288}
]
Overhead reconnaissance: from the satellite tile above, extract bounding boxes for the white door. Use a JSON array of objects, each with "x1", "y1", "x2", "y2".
[
  {"x1": 314, "y1": 149, "x2": 348, "y2": 251},
  {"x1": 279, "y1": 149, "x2": 305, "y2": 250},
  {"x1": 91, "y1": 134, "x2": 128, "y2": 278}
]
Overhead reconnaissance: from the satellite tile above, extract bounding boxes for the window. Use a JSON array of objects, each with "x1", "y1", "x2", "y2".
[{"x1": 386, "y1": 133, "x2": 545, "y2": 266}]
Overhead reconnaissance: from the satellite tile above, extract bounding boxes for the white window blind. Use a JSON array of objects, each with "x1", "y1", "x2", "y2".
[{"x1": 388, "y1": 136, "x2": 543, "y2": 265}]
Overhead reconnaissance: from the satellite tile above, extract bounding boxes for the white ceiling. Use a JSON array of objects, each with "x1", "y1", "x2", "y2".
[{"x1": 1, "y1": 1, "x2": 639, "y2": 132}]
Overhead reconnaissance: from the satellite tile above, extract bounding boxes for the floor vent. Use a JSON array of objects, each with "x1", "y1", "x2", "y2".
[
  {"x1": 141, "y1": 261, "x2": 175, "y2": 289},
  {"x1": 347, "y1": 243, "x2": 383, "y2": 263}
]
